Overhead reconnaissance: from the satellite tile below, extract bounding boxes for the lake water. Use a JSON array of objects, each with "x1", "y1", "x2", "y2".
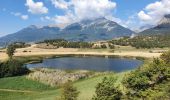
[{"x1": 27, "y1": 57, "x2": 143, "y2": 72}]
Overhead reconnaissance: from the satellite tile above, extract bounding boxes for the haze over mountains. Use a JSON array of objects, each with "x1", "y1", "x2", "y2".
[
  {"x1": 0, "y1": 18, "x2": 134, "y2": 46},
  {"x1": 139, "y1": 14, "x2": 170, "y2": 35}
]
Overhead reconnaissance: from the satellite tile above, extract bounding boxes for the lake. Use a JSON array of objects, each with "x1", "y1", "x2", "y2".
[{"x1": 27, "y1": 57, "x2": 143, "y2": 72}]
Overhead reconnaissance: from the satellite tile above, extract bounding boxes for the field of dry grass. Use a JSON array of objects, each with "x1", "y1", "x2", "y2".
[
  {"x1": 27, "y1": 68, "x2": 101, "y2": 87},
  {"x1": 0, "y1": 44, "x2": 166, "y2": 61}
]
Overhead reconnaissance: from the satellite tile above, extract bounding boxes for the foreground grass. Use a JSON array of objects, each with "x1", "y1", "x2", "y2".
[
  {"x1": 0, "y1": 76, "x2": 58, "y2": 100},
  {"x1": 0, "y1": 71, "x2": 127, "y2": 100},
  {"x1": 0, "y1": 76, "x2": 54, "y2": 91},
  {"x1": 75, "y1": 73, "x2": 114, "y2": 100}
]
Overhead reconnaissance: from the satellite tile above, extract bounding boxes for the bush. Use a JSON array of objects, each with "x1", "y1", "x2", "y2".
[
  {"x1": 160, "y1": 50, "x2": 170, "y2": 64},
  {"x1": 123, "y1": 58, "x2": 170, "y2": 99},
  {"x1": 93, "y1": 77, "x2": 122, "y2": 100},
  {"x1": 60, "y1": 82, "x2": 80, "y2": 100},
  {"x1": 0, "y1": 59, "x2": 30, "y2": 78},
  {"x1": 100, "y1": 44, "x2": 107, "y2": 49},
  {"x1": 109, "y1": 44, "x2": 115, "y2": 49}
]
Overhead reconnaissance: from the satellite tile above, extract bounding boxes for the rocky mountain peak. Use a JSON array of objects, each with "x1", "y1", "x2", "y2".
[{"x1": 158, "y1": 14, "x2": 170, "y2": 25}]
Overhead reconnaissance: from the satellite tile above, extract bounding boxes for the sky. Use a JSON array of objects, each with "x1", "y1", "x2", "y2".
[{"x1": 0, "y1": 0, "x2": 170, "y2": 37}]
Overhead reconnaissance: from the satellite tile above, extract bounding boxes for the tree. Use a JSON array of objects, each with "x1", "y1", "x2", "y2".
[
  {"x1": 6, "y1": 44, "x2": 16, "y2": 59},
  {"x1": 93, "y1": 77, "x2": 122, "y2": 100},
  {"x1": 123, "y1": 57, "x2": 170, "y2": 99},
  {"x1": 60, "y1": 82, "x2": 80, "y2": 100},
  {"x1": 0, "y1": 59, "x2": 29, "y2": 78},
  {"x1": 101, "y1": 44, "x2": 107, "y2": 49}
]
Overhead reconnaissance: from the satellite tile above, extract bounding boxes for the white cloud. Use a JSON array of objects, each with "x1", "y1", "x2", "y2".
[
  {"x1": 11, "y1": 12, "x2": 29, "y2": 20},
  {"x1": 25, "y1": 0, "x2": 48, "y2": 14},
  {"x1": 51, "y1": 0, "x2": 117, "y2": 25},
  {"x1": 11, "y1": 12, "x2": 21, "y2": 16},
  {"x1": 138, "y1": 0, "x2": 170, "y2": 25},
  {"x1": 51, "y1": 0, "x2": 69, "y2": 9},
  {"x1": 21, "y1": 15, "x2": 29, "y2": 20},
  {"x1": 52, "y1": 12, "x2": 76, "y2": 24},
  {"x1": 138, "y1": 11, "x2": 152, "y2": 21},
  {"x1": 40, "y1": 16, "x2": 51, "y2": 21},
  {"x1": 45, "y1": 16, "x2": 50, "y2": 20},
  {"x1": 71, "y1": 0, "x2": 116, "y2": 20}
]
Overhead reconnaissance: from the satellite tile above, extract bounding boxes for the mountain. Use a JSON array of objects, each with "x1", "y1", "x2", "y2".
[
  {"x1": 0, "y1": 25, "x2": 60, "y2": 46},
  {"x1": 139, "y1": 14, "x2": 170, "y2": 35},
  {"x1": 59, "y1": 18, "x2": 135, "y2": 41},
  {"x1": 0, "y1": 18, "x2": 135, "y2": 46}
]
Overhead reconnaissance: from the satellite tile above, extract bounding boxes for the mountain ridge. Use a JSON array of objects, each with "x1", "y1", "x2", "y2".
[{"x1": 0, "y1": 18, "x2": 135, "y2": 46}]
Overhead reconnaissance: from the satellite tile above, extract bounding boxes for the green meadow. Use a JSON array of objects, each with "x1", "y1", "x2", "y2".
[{"x1": 0, "y1": 72, "x2": 126, "y2": 100}]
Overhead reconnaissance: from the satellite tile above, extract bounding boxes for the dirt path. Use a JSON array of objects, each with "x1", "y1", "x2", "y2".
[{"x1": 0, "y1": 89, "x2": 38, "y2": 93}]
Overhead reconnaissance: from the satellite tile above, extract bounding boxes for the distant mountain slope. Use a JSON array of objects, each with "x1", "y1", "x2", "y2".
[
  {"x1": 60, "y1": 18, "x2": 135, "y2": 41},
  {"x1": 0, "y1": 25, "x2": 60, "y2": 46},
  {"x1": 139, "y1": 14, "x2": 170, "y2": 35},
  {"x1": 0, "y1": 18, "x2": 135, "y2": 46}
]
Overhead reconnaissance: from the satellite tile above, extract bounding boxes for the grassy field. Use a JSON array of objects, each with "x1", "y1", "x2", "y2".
[
  {"x1": 0, "y1": 76, "x2": 55, "y2": 91},
  {"x1": 0, "y1": 72, "x2": 127, "y2": 100},
  {"x1": 75, "y1": 72, "x2": 127, "y2": 100},
  {"x1": 0, "y1": 45, "x2": 165, "y2": 62},
  {"x1": 0, "y1": 76, "x2": 59, "y2": 100}
]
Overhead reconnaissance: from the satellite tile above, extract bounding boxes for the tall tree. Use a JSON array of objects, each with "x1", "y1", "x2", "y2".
[{"x1": 6, "y1": 44, "x2": 16, "y2": 59}]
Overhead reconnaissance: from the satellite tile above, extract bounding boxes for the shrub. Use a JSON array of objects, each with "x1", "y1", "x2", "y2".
[
  {"x1": 101, "y1": 44, "x2": 107, "y2": 49},
  {"x1": 93, "y1": 77, "x2": 122, "y2": 100},
  {"x1": 0, "y1": 59, "x2": 30, "y2": 78},
  {"x1": 160, "y1": 50, "x2": 170, "y2": 64},
  {"x1": 23, "y1": 50, "x2": 27, "y2": 52},
  {"x1": 109, "y1": 44, "x2": 115, "y2": 49},
  {"x1": 60, "y1": 82, "x2": 80, "y2": 100}
]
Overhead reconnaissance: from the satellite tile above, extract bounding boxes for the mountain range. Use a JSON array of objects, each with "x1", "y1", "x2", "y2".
[
  {"x1": 0, "y1": 18, "x2": 134, "y2": 46},
  {"x1": 1, "y1": 14, "x2": 170, "y2": 47}
]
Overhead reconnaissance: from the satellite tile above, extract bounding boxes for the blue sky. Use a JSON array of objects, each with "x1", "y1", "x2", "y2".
[{"x1": 0, "y1": 0, "x2": 169, "y2": 36}]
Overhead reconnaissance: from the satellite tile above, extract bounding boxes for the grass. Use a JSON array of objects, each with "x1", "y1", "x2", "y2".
[
  {"x1": 0, "y1": 76, "x2": 55, "y2": 91},
  {"x1": 0, "y1": 76, "x2": 59, "y2": 100},
  {"x1": 78, "y1": 48, "x2": 110, "y2": 52},
  {"x1": 0, "y1": 72, "x2": 128, "y2": 100},
  {"x1": 0, "y1": 89, "x2": 61, "y2": 100},
  {"x1": 74, "y1": 73, "x2": 115, "y2": 100},
  {"x1": 0, "y1": 91, "x2": 29, "y2": 100},
  {"x1": 14, "y1": 56, "x2": 45, "y2": 64},
  {"x1": 114, "y1": 45, "x2": 169, "y2": 52}
]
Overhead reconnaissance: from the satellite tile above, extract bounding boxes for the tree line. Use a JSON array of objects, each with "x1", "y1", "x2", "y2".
[
  {"x1": 110, "y1": 35, "x2": 170, "y2": 49},
  {"x1": 38, "y1": 39, "x2": 94, "y2": 48},
  {"x1": 38, "y1": 39, "x2": 114, "y2": 49}
]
